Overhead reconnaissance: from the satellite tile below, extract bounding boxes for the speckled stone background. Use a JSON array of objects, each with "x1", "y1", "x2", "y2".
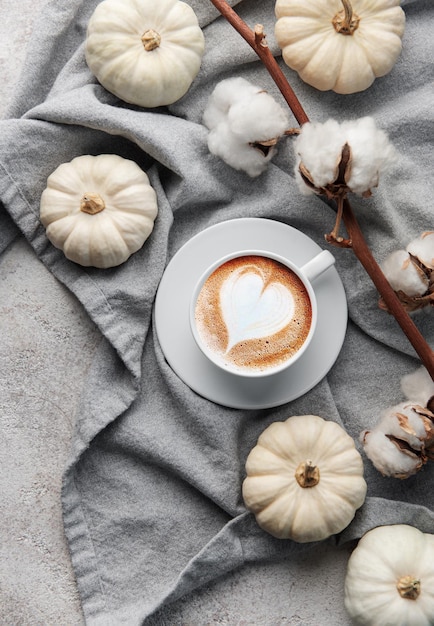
[
  {"x1": 1, "y1": 3, "x2": 92, "y2": 623},
  {"x1": 0, "y1": 2, "x2": 352, "y2": 624}
]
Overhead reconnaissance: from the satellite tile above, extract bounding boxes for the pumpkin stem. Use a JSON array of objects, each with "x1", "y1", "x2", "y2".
[
  {"x1": 80, "y1": 193, "x2": 105, "y2": 215},
  {"x1": 295, "y1": 460, "x2": 320, "y2": 488},
  {"x1": 332, "y1": 0, "x2": 360, "y2": 36},
  {"x1": 396, "y1": 575, "x2": 421, "y2": 600},
  {"x1": 141, "y1": 29, "x2": 161, "y2": 51}
]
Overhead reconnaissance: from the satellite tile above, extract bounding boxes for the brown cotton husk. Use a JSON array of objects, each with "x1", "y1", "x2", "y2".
[
  {"x1": 379, "y1": 256, "x2": 434, "y2": 313},
  {"x1": 395, "y1": 404, "x2": 434, "y2": 452},
  {"x1": 361, "y1": 401, "x2": 434, "y2": 478},
  {"x1": 298, "y1": 143, "x2": 353, "y2": 200},
  {"x1": 385, "y1": 434, "x2": 425, "y2": 477},
  {"x1": 360, "y1": 428, "x2": 424, "y2": 478}
]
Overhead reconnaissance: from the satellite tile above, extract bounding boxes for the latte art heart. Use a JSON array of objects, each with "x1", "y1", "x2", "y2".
[
  {"x1": 220, "y1": 266, "x2": 295, "y2": 352},
  {"x1": 194, "y1": 255, "x2": 313, "y2": 373}
]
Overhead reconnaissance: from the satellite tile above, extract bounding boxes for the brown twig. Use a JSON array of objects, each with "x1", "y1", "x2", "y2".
[
  {"x1": 209, "y1": 0, "x2": 434, "y2": 381},
  {"x1": 208, "y1": 0, "x2": 309, "y2": 126},
  {"x1": 342, "y1": 200, "x2": 434, "y2": 377}
]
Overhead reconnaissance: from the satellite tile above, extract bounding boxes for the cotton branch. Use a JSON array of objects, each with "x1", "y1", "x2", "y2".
[
  {"x1": 208, "y1": 0, "x2": 308, "y2": 126},
  {"x1": 209, "y1": 0, "x2": 434, "y2": 381},
  {"x1": 342, "y1": 200, "x2": 434, "y2": 378}
]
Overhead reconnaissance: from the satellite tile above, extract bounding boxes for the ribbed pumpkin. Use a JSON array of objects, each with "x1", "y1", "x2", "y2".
[
  {"x1": 85, "y1": 0, "x2": 205, "y2": 107},
  {"x1": 274, "y1": 0, "x2": 405, "y2": 94},
  {"x1": 40, "y1": 154, "x2": 158, "y2": 268},
  {"x1": 243, "y1": 415, "x2": 367, "y2": 542}
]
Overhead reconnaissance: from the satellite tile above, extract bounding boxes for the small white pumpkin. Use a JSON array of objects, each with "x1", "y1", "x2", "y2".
[
  {"x1": 344, "y1": 524, "x2": 434, "y2": 626},
  {"x1": 40, "y1": 154, "x2": 158, "y2": 268},
  {"x1": 242, "y1": 415, "x2": 367, "y2": 543},
  {"x1": 85, "y1": 0, "x2": 205, "y2": 107},
  {"x1": 274, "y1": 0, "x2": 405, "y2": 94}
]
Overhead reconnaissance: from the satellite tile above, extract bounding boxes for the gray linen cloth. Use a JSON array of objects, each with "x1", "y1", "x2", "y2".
[{"x1": 1, "y1": 0, "x2": 433, "y2": 623}]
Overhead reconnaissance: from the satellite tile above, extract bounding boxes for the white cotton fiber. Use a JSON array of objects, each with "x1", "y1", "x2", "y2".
[
  {"x1": 406, "y1": 231, "x2": 434, "y2": 270},
  {"x1": 203, "y1": 77, "x2": 290, "y2": 177},
  {"x1": 294, "y1": 116, "x2": 398, "y2": 195},
  {"x1": 401, "y1": 366, "x2": 434, "y2": 404},
  {"x1": 294, "y1": 119, "x2": 345, "y2": 192},
  {"x1": 381, "y1": 249, "x2": 428, "y2": 296},
  {"x1": 203, "y1": 77, "x2": 260, "y2": 130},
  {"x1": 375, "y1": 402, "x2": 427, "y2": 450},
  {"x1": 207, "y1": 121, "x2": 277, "y2": 178},
  {"x1": 227, "y1": 91, "x2": 289, "y2": 142},
  {"x1": 342, "y1": 117, "x2": 398, "y2": 194},
  {"x1": 360, "y1": 429, "x2": 422, "y2": 478}
]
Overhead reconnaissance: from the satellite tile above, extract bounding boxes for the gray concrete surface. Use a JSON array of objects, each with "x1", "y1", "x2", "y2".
[{"x1": 0, "y1": 2, "x2": 352, "y2": 624}]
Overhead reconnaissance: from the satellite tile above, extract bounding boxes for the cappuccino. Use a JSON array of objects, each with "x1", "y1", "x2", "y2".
[{"x1": 194, "y1": 255, "x2": 312, "y2": 373}]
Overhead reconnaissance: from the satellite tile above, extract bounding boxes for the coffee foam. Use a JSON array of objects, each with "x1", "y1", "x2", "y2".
[{"x1": 194, "y1": 255, "x2": 312, "y2": 372}]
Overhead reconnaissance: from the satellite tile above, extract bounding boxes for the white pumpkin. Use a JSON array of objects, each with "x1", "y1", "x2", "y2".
[
  {"x1": 274, "y1": 0, "x2": 405, "y2": 94},
  {"x1": 344, "y1": 524, "x2": 434, "y2": 626},
  {"x1": 85, "y1": 0, "x2": 205, "y2": 107},
  {"x1": 40, "y1": 154, "x2": 158, "y2": 268},
  {"x1": 242, "y1": 415, "x2": 367, "y2": 542}
]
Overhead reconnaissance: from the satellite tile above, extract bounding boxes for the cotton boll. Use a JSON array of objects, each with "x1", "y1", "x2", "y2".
[
  {"x1": 294, "y1": 119, "x2": 346, "y2": 191},
  {"x1": 228, "y1": 92, "x2": 289, "y2": 143},
  {"x1": 203, "y1": 77, "x2": 290, "y2": 177},
  {"x1": 343, "y1": 117, "x2": 398, "y2": 195},
  {"x1": 203, "y1": 97, "x2": 227, "y2": 130},
  {"x1": 381, "y1": 249, "x2": 429, "y2": 297},
  {"x1": 360, "y1": 429, "x2": 422, "y2": 478},
  {"x1": 207, "y1": 121, "x2": 244, "y2": 170},
  {"x1": 375, "y1": 402, "x2": 427, "y2": 450},
  {"x1": 294, "y1": 116, "x2": 397, "y2": 196},
  {"x1": 360, "y1": 368, "x2": 434, "y2": 479},
  {"x1": 406, "y1": 231, "x2": 434, "y2": 270},
  {"x1": 401, "y1": 367, "x2": 434, "y2": 405},
  {"x1": 207, "y1": 120, "x2": 275, "y2": 178},
  {"x1": 203, "y1": 77, "x2": 261, "y2": 130}
]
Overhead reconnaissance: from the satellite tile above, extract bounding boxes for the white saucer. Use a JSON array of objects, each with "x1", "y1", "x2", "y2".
[{"x1": 154, "y1": 218, "x2": 347, "y2": 409}]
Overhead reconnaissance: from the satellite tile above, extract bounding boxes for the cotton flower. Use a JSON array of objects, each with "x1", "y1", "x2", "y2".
[
  {"x1": 203, "y1": 77, "x2": 290, "y2": 177},
  {"x1": 379, "y1": 232, "x2": 434, "y2": 313},
  {"x1": 294, "y1": 116, "x2": 397, "y2": 196},
  {"x1": 360, "y1": 367, "x2": 434, "y2": 479}
]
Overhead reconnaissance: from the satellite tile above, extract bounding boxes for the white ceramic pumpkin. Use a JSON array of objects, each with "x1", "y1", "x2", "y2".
[
  {"x1": 242, "y1": 415, "x2": 367, "y2": 542},
  {"x1": 85, "y1": 0, "x2": 205, "y2": 107},
  {"x1": 274, "y1": 0, "x2": 405, "y2": 94},
  {"x1": 40, "y1": 154, "x2": 158, "y2": 268},
  {"x1": 344, "y1": 524, "x2": 434, "y2": 625}
]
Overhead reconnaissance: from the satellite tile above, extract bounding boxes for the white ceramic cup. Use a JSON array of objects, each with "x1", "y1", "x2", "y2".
[{"x1": 190, "y1": 249, "x2": 335, "y2": 378}]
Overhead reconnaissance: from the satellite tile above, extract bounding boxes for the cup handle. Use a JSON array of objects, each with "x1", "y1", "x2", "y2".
[{"x1": 301, "y1": 250, "x2": 335, "y2": 283}]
